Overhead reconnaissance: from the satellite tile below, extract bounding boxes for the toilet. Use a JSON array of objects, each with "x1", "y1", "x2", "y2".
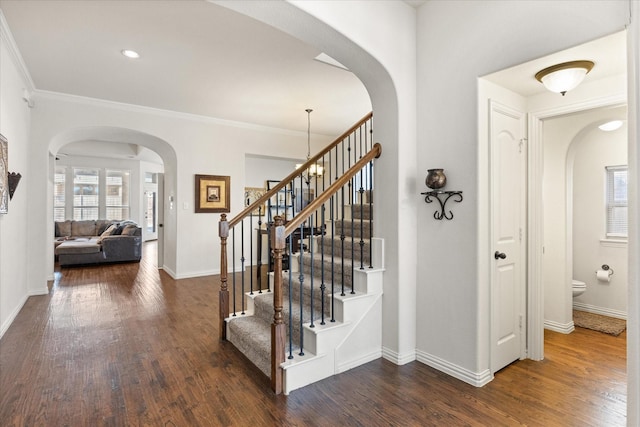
[{"x1": 572, "y1": 279, "x2": 587, "y2": 297}]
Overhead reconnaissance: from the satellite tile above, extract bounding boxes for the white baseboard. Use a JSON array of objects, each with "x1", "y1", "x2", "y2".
[
  {"x1": 0, "y1": 294, "x2": 29, "y2": 339},
  {"x1": 381, "y1": 346, "x2": 416, "y2": 365},
  {"x1": 337, "y1": 349, "x2": 382, "y2": 373},
  {"x1": 573, "y1": 302, "x2": 627, "y2": 320},
  {"x1": 163, "y1": 266, "x2": 249, "y2": 280},
  {"x1": 416, "y1": 350, "x2": 493, "y2": 387},
  {"x1": 29, "y1": 287, "x2": 49, "y2": 296},
  {"x1": 544, "y1": 319, "x2": 575, "y2": 334}
]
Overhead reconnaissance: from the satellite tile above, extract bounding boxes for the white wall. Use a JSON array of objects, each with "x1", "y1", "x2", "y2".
[
  {"x1": 245, "y1": 154, "x2": 302, "y2": 189},
  {"x1": 417, "y1": 0, "x2": 629, "y2": 381},
  {"x1": 572, "y1": 112, "x2": 627, "y2": 317},
  {"x1": 28, "y1": 92, "x2": 325, "y2": 283},
  {"x1": 0, "y1": 13, "x2": 40, "y2": 338}
]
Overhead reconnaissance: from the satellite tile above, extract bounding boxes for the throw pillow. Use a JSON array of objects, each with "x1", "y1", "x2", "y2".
[
  {"x1": 113, "y1": 224, "x2": 125, "y2": 235},
  {"x1": 121, "y1": 225, "x2": 138, "y2": 236},
  {"x1": 56, "y1": 220, "x2": 72, "y2": 237},
  {"x1": 100, "y1": 224, "x2": 117, "y2": 237}
]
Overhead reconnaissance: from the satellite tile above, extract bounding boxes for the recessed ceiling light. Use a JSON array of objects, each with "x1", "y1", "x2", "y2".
[
  {"x1": 121, "y1": 49, "x2": 140, "y2": 59},
  {"x1": 598, "y1": 120, "x2": 623, "y2": 132}
]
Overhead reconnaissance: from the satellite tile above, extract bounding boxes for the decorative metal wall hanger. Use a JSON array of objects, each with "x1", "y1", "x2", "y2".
[
  {"x1": 420, "y1": 168, "x2": 463, "y2": 220},
  {"x1": 421, "y1": 190, "x2": 463, "y2": 220}
]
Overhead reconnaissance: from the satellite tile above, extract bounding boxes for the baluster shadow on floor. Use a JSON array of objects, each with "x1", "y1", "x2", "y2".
[{"x1": 0, "y1": 242, "x2": 626, "y2": 426}]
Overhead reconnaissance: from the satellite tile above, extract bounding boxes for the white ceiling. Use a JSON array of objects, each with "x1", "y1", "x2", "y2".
[
  {"x1": 0, "y1": 0, "x2": 371, "y2": 136},
  {"x1": 0, "y1": 1, "x2": 627, "y2": 146},
  {"x1": 483, "y1": 30, "x2": 626, "y2": 97}
]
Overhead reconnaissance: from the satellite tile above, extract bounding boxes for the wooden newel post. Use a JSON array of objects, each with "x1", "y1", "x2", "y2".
[
  {"x1": 271, "y1": 216, "x2": 286, "y2": 394},
  {"x1": 219, "y1": 214, "x2": 229, "y2": 340}
]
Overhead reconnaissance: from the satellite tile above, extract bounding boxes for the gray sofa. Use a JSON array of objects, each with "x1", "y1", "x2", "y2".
[{"x1": 54, "y1": 219, "x2": 142, "y2": 267}]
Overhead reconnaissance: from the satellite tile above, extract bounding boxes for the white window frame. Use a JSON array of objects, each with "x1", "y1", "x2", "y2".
[{"x1": 605, "y1": 165, "x2": 628, "y2": 239}]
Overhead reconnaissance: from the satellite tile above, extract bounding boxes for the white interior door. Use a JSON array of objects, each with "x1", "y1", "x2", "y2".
[
  {"x1": 156, "y1": 173, "x2": 164, "y2": 269},
  {"x1": 143, "y1": 182, "x2": 158, "y2": 242},
  {"x1": 490, "y1": 100, "x2": 526, "y2": 373}
]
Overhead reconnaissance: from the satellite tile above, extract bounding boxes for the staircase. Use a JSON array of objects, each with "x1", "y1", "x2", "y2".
[{"x1": 218, "y1": 113, "x2": 383, "y2": 394}]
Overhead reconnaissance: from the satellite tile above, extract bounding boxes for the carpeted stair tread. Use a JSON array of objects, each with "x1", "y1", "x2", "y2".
[
  {"x1": 251, "y1": 291, "x2": 332, "y2": 349},
  {"x1": 331, "y1": 219, "x2": 372, "y2": 239},
  {"x1": 226, "y1": 315, "x2": 272, "y2": 376},
  {"x1": 315, "y1": 235, "x2": 371, "y2": 264},
  {"x1": 351, "y1": 203, "x2": 372, "y2": 220}
]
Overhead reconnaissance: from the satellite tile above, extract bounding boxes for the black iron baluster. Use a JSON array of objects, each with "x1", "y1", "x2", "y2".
[
  {"x1": 350, "y1": 176, "x2": 355, "y2": 295},
  {"x1": 257, "y1": 207, "x2": 263, "y2": 293},
  {"x1": 340, "y1": 140, "x2": 346, "y2": 297},
  {"x1": 369, "y1": 159, "x2": 374, "y2": 269},
  {"x1": 249, "y1": 213, "x2": 254, "y2": 295},
  {"x1": 241, "y1": 221, "x2": 248, "y2": 298},
  {"x1": 298, "y1": 221, "x2": 305, "y2": 356},
  {"x1": 359, "y1": 177, "x2": 365, "y2": 270},
  {"x1": 232, "y1": 227, "x2": 237, "y2": 316},
  {"x1": 309, "y1": 212, "x2": 315, "y2": 329},
  {"x1": 288, "y1": 233, "x2": 294, "y2": 360},
  {"x1": 320, "y1": 202, "x2": 326, "y2": 325}
]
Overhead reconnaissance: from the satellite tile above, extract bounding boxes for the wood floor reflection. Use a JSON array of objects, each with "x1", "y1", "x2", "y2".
[{"x1": 0, "y1": 242, "x2": 626, "y2": 426}]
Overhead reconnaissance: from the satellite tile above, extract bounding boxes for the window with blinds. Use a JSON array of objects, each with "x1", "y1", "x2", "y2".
[
  {"x1": 106, "y1": 170, "x2": 130, "y2": 220},
  {"x1": 54, "y1": 167, "x2": 66, "y2": 221},
  {"x1": 606, "y1": 165, "x2": 627, "y2": 238},
  {"x1": 73, "y1": 168, "x2": 99, "y2": 220},
  {"x1": 55, "y1": 167, "x2": 131, "y2": 221}
]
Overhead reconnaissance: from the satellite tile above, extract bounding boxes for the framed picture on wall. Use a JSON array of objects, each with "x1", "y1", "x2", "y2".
[
  {"x1": 0, "y1": 134, "x2": 8, "y2": 214},
  {"x1": 195, "y1": 174, "x2": 230, "y2": 213},
  {"x1": 244, "y1": 186, "x2": 266, "y2": 216}
]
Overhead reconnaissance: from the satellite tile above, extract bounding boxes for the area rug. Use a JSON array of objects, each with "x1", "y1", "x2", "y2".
[{"x1": 573, "y1": 310, "x2": 626, "y2": 336}]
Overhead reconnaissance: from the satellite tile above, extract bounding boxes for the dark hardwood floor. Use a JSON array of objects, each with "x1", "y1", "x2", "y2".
[{"x1": 0, "y1": 242, "x2": 626, "y2": 426}]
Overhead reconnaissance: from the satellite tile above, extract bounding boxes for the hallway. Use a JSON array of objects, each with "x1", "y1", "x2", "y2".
[{"x1": 0, "y1": 242, "x2": 626, "y2": 426}]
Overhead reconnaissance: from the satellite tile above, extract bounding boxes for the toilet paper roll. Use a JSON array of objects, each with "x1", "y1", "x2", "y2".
[{"x1": 596, "y1": 269, "x2": 611, "y2": 282}]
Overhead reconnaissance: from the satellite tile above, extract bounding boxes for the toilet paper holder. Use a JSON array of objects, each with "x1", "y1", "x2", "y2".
[{"x1": 596, "y1": 264, "x2": 614, "y2": 277}]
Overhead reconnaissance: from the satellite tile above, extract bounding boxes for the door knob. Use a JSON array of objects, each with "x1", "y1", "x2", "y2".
[{"x1": 494, "y1": 251, "x2": 507, "y2": 260}]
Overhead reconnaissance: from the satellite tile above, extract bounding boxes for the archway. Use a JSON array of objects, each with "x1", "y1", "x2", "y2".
[
  {"x1": 212, "y1": 1, "x2": 416, "y2": 361},
  {"x1": 47, "y1": 126, "x2": 178, "y2": 275}
]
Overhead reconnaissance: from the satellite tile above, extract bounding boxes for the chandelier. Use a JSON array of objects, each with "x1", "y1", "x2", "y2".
[{"x1": 296, "y1": 108, "x2": 324, "y2": 177}]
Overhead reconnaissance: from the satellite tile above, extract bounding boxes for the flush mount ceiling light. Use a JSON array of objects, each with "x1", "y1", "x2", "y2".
[
  {"x1": 121, "y1": 49, "x2": 140, "y2": 59},
  {"x1": 598, "y1": 120, "x2": 623, "y2": 131},
  {"x1": 535, "y1": 60, "x2": 594, "y2": 96}
]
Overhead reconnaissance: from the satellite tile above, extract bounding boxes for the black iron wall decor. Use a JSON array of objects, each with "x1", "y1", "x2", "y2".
[
  {"x1": 0, "y1": 134, "x2": 8, "y2": 213},
  {"x1": 420, "y1": 168, "x2": 463, "y2": 220},
  {"x1": 8, "y1": 172, "x2": 21, "y2": 200}
]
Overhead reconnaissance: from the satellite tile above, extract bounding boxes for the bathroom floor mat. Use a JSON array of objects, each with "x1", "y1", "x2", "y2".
[{"x1": 573, "y1": 310, "x2": 626, "y2": 336}]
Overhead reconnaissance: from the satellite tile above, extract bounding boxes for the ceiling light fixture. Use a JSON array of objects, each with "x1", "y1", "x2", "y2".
[
  {"x1": 598, "y1": 120, "x2": 623, "y2": 132},
  {"x1": 535, "y1": 60, "x2": 594, "y2": 96},
  {"x1": 121, "y1": 49, "x2": 140, "y2": 59}
]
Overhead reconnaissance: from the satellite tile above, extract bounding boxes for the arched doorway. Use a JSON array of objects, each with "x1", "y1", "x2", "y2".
[{"x1": 48, "y1": 126, "x2": 178, "y2": 274}]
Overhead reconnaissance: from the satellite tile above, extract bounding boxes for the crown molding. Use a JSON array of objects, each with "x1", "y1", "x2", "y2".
[
  {"x1": 0, "y1": 9, "x2": 35, "y2": 92},
  {"x1": 34, "y1": 89, "x2": 314, "y2": 138}
]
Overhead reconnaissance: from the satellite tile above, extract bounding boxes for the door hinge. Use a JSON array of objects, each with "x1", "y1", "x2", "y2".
[
  {"x1": 519, "y1": 228, "x2": 522, "y2": 242},
  {"x1": 519, "y1": 138, "x2": 527, "y2": 153},
  {"x1": 519, "y1": 314, "x2": 523, "y2": 330}
]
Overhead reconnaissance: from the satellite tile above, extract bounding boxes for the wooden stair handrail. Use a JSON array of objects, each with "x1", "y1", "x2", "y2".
[
  {"x1": 227, "y1": 112, "x2": 373, "y2": 229},
  {"x1": 283, "y1": 143, "x2": 381, "y2": 236}
]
